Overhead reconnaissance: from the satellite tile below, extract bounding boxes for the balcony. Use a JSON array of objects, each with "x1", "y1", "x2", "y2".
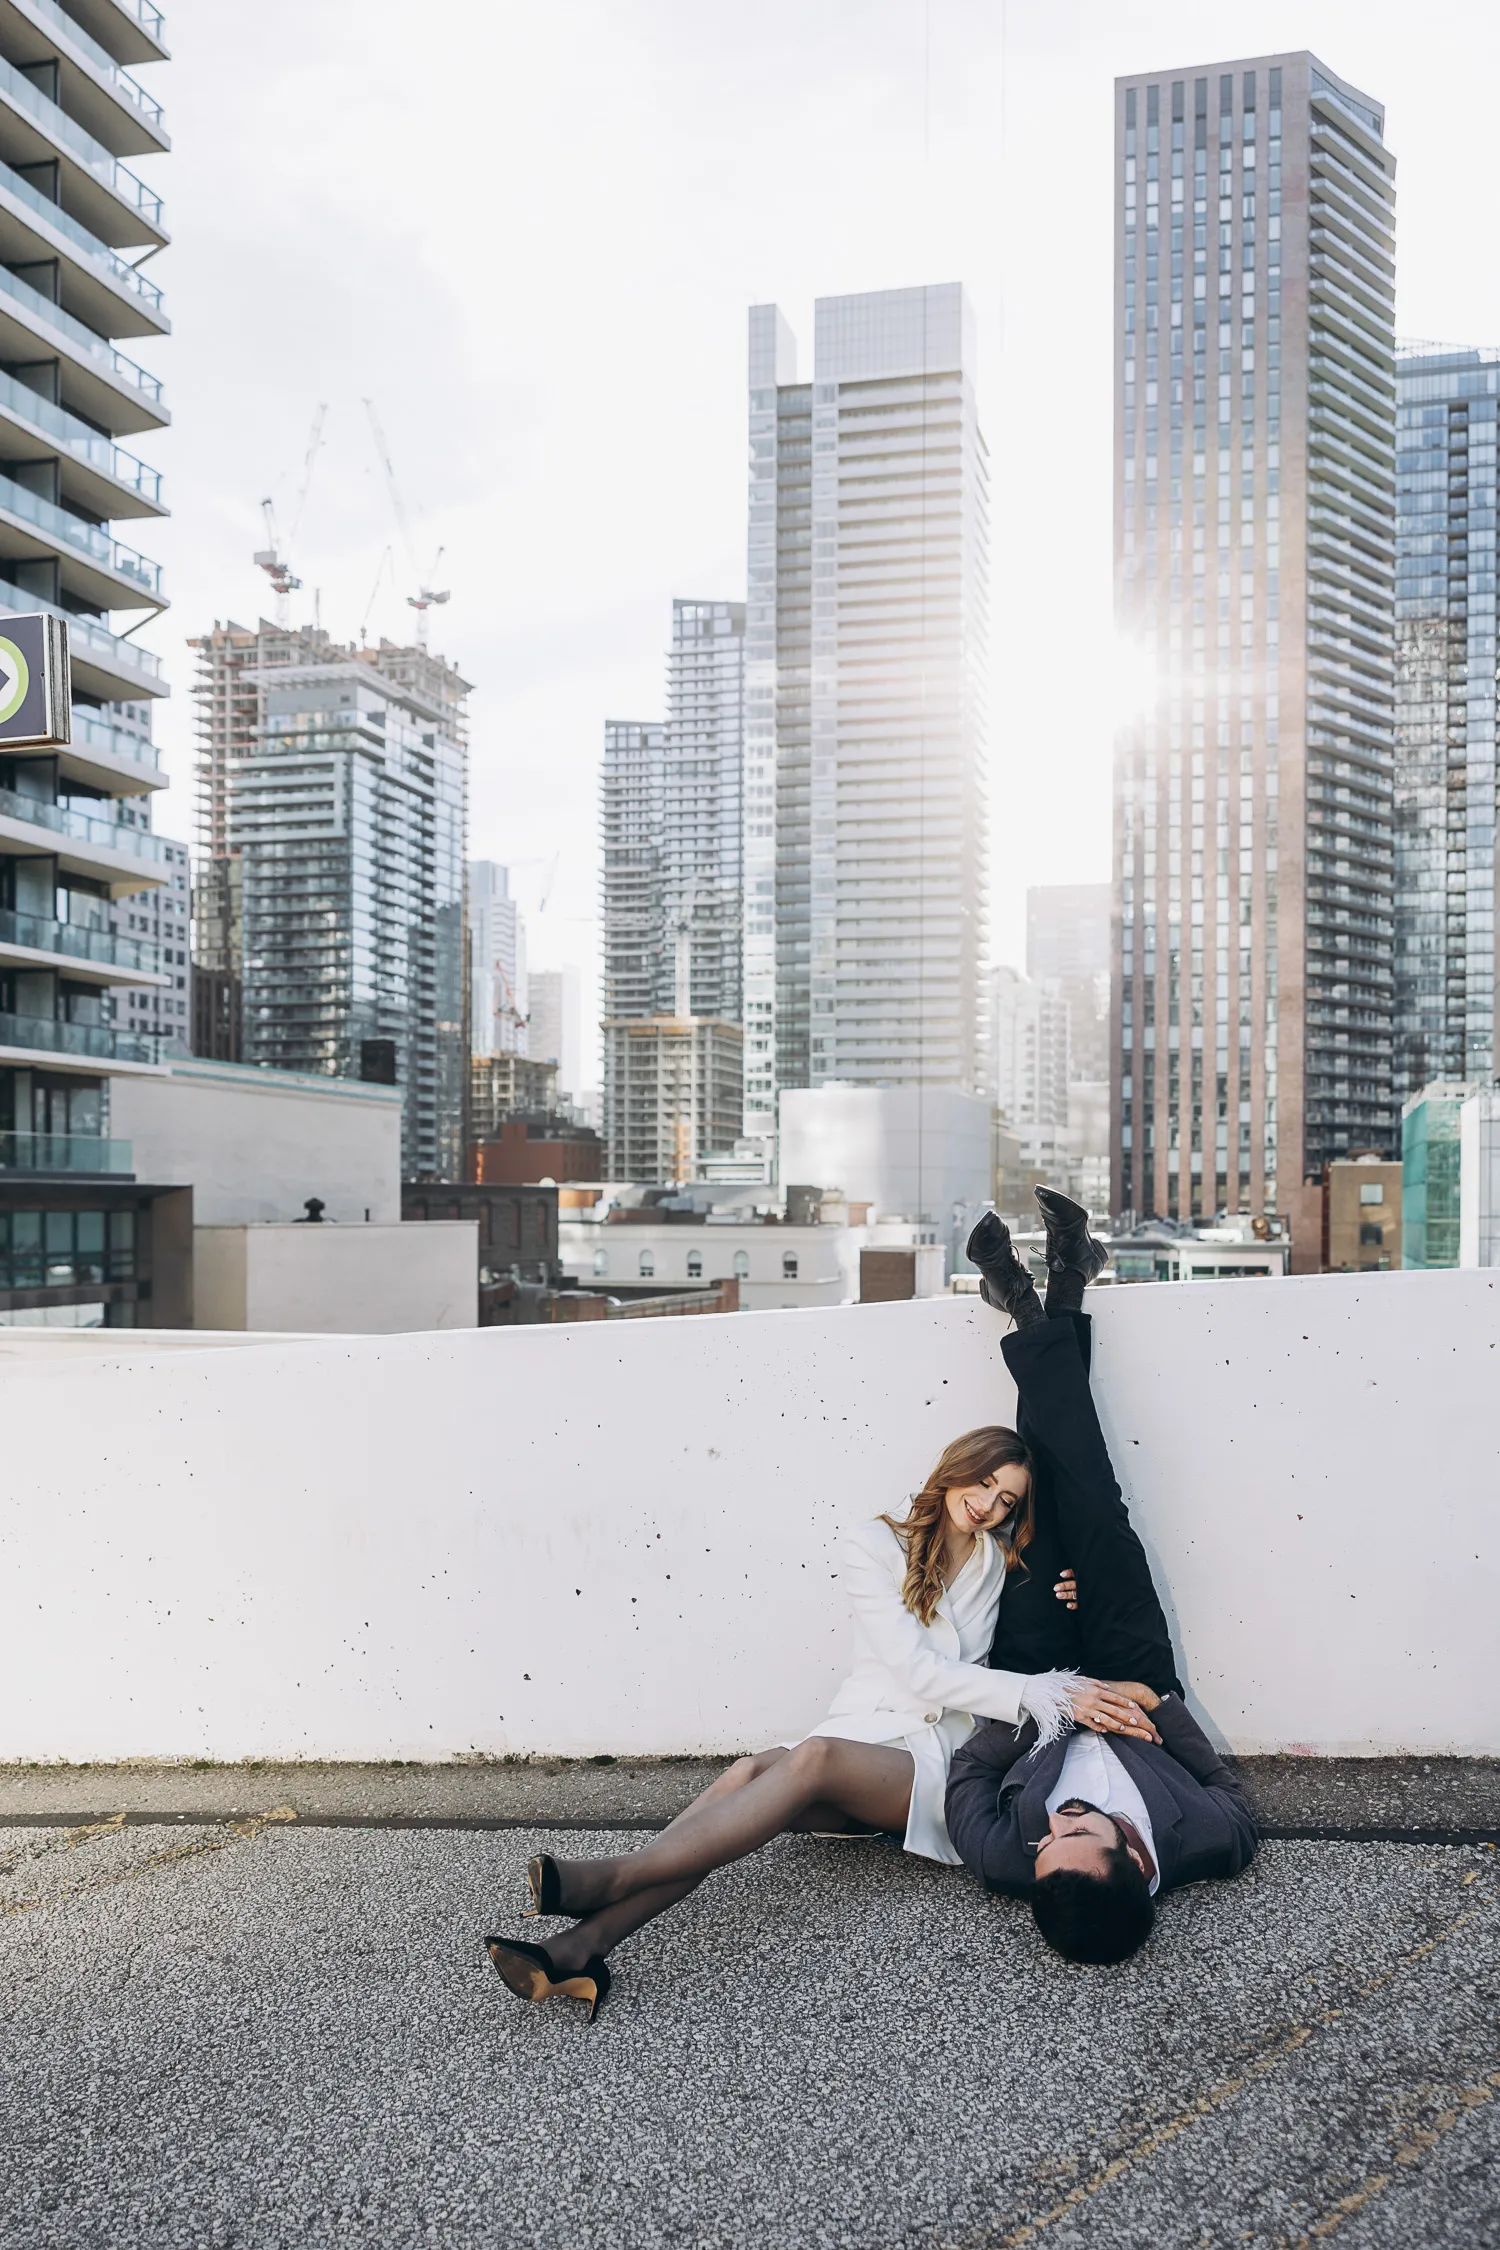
[
  {"x1": 0, "y1": 578, "x2": 165, "y2": 701},
  {"x1": 0, "y1": 902, "x2": 165, "y2": 982},
  {"x1": 0, "y1": 1126, "x2": 132, "y2": 1171},
  {"x1": 0, "y1": 777, "x2": 168, "y2": 890},
  {"x1": 0, "y1": 1004, "x2": 159, "y2": 1063},
  {"x1": 0, "y1": 149, "x2": 168, "y2": 339},
  {"x1": 0, "y1": 360, "x2": 162, "y2": 518},
  {"x1": 2, "y1": 0, "x2": 168, "y2": 153},
  {"x1": 0, "y1": 48, "x2": 165, "y2": 248},
  {"x1": 0, "y1": 462, "x2": 163, "y2": 608},
  {"x1": 0, "y1": 254, "x2": 165, "y2": 434}
]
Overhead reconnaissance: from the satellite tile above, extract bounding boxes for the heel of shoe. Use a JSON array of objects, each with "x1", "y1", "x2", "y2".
[
  {"x1": 485, "y1": 1935, "x2": 611, "y2": 2022},
  {"x1": 526, "y1": 1852, "x2": 563, "y2": 1917}
]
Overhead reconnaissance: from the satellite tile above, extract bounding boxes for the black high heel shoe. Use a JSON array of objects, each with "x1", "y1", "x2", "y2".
[
  {"x1": 1034, "y1": 1185, "x2": 1110, "y2": 1290},
  {"x1": 484, "y1": 1934, "x2": 612, "y2": 2022},
  {"x1": 965, "y1": 1211, "x2": 1044, "y2": 1326},
  {"x1": 523, "y1": 1853, "x2": 563, "y2": 1917}
]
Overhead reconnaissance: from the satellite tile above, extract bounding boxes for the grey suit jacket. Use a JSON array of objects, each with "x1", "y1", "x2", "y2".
[{"x1": 944, "y1": 1695, "x2": 1259, "y2": 1898}]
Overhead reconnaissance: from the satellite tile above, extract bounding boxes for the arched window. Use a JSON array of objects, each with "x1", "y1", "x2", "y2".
[
  {"x1": 732, "y1": 1249, "x2": 750, "y2": 1279},
  {"x1": 592, "y1": 1248, "x2": 608, "y2": 1277},
  {"x1": 782, "y1": 1253, "x2": 799, "y2": 1281},
  {"x1": 686, "y1": 1250, "x2": 703, "y2": 1279},
  {"x1": 638, "y1": 1249, "x2": 656, "y2": 1279}
]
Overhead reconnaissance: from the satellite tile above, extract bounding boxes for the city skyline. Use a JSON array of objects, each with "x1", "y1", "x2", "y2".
[{"x1": 130, "y1": 1, "x2": 1500, "y2": 1027}]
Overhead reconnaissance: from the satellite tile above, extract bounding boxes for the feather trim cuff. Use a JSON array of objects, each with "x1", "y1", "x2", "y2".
[{"x1": 1018, "y1": 1669, "x2": 1082, "y2": 1750}]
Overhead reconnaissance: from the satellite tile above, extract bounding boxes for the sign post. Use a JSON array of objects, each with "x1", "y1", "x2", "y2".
[{"x1": 0, "y1": 613, "x2": 71, "y2": 750}]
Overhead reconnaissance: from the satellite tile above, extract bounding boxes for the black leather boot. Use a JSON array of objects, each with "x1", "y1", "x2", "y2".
[
  {"x1": 1034, "y1": 1186, "x2": 1110, "y2": 1317},
  {"x1": 965, "y1": 1211, "x2": 1044, "y2": 1327}
]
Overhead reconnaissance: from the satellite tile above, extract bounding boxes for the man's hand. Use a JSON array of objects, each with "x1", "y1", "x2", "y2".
[
  {"x1": 1053, "y1": 1566, "x2": 1078, "y2": 1610},
  {"x1": 1067, "y1": 1679, "x2": 1161, "y2": 1742},
  {"x1": 1100, "y1": 1679, "x2": 1161, "y2": 1714}
]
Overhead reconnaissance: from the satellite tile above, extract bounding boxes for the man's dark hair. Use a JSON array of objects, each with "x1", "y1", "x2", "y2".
[{"x1": 1030, "y1": 1845, "x2": 1156, "y2": 1965}]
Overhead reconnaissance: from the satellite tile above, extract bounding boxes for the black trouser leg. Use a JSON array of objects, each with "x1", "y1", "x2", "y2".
[{"x1": 989, "y1": 1313, "x2": 1182, "y2": 1698}]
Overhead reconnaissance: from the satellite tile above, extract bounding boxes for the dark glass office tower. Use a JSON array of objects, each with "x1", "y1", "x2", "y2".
[
  {"x1": 1393, "y1": 345, "x2": 1500, "y2": 1100},
  {"x1": 1111, "y1": 55, "x2": 1397, "y2": 1261}
]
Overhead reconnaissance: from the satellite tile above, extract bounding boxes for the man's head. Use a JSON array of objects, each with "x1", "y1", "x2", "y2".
[{"x1": 1029, "y1": 1799, "x2": 1156, "y2": 1965}]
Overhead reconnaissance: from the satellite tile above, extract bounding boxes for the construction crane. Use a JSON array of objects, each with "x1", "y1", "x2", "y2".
[
  {"x1": 253, "y1": 403, "x2": 327, "y2": 629},
  {"x1": 363, "y1": 397, "x2": 450, "y2": 646}
]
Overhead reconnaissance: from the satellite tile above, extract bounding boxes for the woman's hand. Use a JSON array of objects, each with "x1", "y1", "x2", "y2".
[
  {"x1": 1068, "y1": 1679, "x2": 1161, "y2": 1743},
  {"x1": 1053, "y1": 1567, "x2": 1078, "y2": 1610}
]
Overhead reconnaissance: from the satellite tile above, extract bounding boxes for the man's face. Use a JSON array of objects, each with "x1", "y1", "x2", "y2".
[{"x1": 1034, "y1": 1798, "x2": 1151, "y2": 1881}]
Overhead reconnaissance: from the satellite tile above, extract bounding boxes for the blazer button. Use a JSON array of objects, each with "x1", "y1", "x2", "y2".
[{"x1": 923, "y1": 1711, "x2": 939, "y2": 1725}]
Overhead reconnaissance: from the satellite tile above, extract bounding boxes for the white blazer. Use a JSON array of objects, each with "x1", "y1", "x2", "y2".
[{"x1": 817, "y1": 1518, "x2": 1033, "y2": 1744}]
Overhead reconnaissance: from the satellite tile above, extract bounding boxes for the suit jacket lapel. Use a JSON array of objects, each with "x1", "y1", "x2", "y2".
[{"x1": 1112, "y1": 1741, "x2": 1186, "y2": 1882}]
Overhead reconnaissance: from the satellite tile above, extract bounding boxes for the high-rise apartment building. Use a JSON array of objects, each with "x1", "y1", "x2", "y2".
[
  {"x1": 528, "y1": 964, "x2": 582, "y2": 1097},
  {"x1": 600, "y1": 719, "x2": 663, "y2": 1027},
  {"x1": 1112, "y1": 55, "x2": 1398, "y2": 1260},
  {"x1": 114, "y1": 835, "x2": 189, "y2": 1055},
  {"x1": 601, "y1": 601, "x2": 746, "y2": 1178},
  {"x1": 1027, "y1": 882, "x2": 1111, "y2": 1082},
  {"x1": 1393, "y1": 345, "x2": 1500, "y2": 1101},
  {"x1": 190, "y1": 621, "x2": 469, "y2": 1181},
  {"x1": 468, "y1": 860, "x2": 526, "y2": 1058},
  {"x1": 0, "y1": 0, "x2": 176, "y2": 1327},
  {"x1": 601, "y1": 602, "x2": 745, "y2": 1026},
  {"x1": 664, "y1": 600, "x2": 744, "y2": 1022},
  {"x1": 745, "y1": 285, "x2": 989, "y2": 1136},
  {"x1": 989, "y1": 965, "x2": 1070, "y2": 1135}
]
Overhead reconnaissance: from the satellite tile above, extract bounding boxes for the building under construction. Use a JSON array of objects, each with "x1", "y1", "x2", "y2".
[{"x1": 188, "y1": 620, "x2": 470, "y2": 1180}]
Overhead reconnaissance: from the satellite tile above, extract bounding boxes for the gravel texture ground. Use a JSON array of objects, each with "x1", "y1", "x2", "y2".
[{"x1": 2, "y1": 1813, "x2": 1497, "y2": 2249}]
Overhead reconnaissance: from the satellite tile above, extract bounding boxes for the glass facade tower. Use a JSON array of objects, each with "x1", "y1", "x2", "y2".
[
  {"x1": 194, "y1": 624, "x2": 469, "y2": 1181},
  {"x1": 600, "y1": 601, "x2": 746, "y2": 1175},
  {"x1": 1111, "y1": 54, "x2": 1398, "y2": 1255},
  {"x1": 1393, "y1": 345, "x2": 1500, "y2": 1098},
  {"x1": 0, "y1": 0, "x2": 170, "y2": 1198},
  {"x1": 745, "y1": 286, "x2": 988, "y2": 1136}
]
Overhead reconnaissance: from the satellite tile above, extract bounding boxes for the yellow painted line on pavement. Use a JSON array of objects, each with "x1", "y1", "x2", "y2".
[
  {"x1": 965, "y1": 1889, "x2": 1497, "y2": 2250},
  {"x1": 0, "y1": 1805, "x2": 297, "y2": 1918},
  {"x1": 1287, "y1": 2069, "x2": 1500, "y2": 2245}
]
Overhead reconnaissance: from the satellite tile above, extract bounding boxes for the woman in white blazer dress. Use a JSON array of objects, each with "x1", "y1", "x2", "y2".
[{"x1": 486, "y1": 1416, "x2": 1158, "y2": 2019}]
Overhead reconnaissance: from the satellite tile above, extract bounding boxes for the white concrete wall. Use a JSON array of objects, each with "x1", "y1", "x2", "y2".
[
  {"x1": 1, "y1": 1272, "x2": 1496, "y2": 1762},
  {"x1": 110, "y1": 1060, "x2": 403, "y2": 1225},
  {"x1": 193, "y1": 1223, "x2": 477, "y2": 1334}
]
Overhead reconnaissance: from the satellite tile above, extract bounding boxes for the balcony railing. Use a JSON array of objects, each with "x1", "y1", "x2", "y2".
[
  {"x1": 0, "y1": 582, "x2": 163, "y2": 684},
  {"x1": 0, "y1": 259, "x2": 163, "y2": 406},
  {"x1": 0, "y1": 155, "x2": 164, "y2": 313},
  {"x1": 0, "y1": 1008, "x2": 159, "y2": 1063},
  {"x1": 20, "y1": 0, "x2": 165, "y2": 131},
  {"x1": 69, "y1": 706, "x2": 165, "y2": 775},
  {"x1": 0, "y1": 1129, "x2": 133, "y2": 1173},
  {"x1": 0, "y1": 780, "x2": 168, "y2": 860},
  {"x1": 0, "y1": 904, "x2": 160, "y2": 975},
  {"x1": 0, "y1": 53, "x2": 163, "y2": 231},
  {"x1": 0, "y1": 364, "x2": 162, "y2": 504},
  {"x1": 0, "y1": 466, "x2": 162, "y2": 596}
]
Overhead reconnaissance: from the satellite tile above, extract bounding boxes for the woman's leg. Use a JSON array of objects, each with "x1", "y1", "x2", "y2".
[{"x1": 541, "y1": 1738, "x2": 913, "y2": 1973}]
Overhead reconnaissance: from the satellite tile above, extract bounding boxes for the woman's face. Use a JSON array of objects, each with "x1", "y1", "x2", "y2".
[{"x1": 943, "y1": 1464, "x2": 1030, "y2": 1541}]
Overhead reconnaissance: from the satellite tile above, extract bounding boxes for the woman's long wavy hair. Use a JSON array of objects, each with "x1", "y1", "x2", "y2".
[{"x1": 880, "y1": 1426, "x2": 1036, "y2": 1627}]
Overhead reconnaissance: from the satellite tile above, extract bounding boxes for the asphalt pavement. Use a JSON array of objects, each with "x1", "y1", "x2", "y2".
[{"x1": 3, "y1": 1791, "x2": 1498, "y2": 2248}]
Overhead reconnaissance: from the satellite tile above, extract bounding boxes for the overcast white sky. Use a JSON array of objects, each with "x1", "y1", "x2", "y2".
[{"x1": 139, "y1": 0, "x2": 1500, "y2": 1025}]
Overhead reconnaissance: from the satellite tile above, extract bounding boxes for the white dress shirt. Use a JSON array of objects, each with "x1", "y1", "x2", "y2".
[{"x1": 1046, "y1": 1730, "x2": 1161, "y2": 1894}]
